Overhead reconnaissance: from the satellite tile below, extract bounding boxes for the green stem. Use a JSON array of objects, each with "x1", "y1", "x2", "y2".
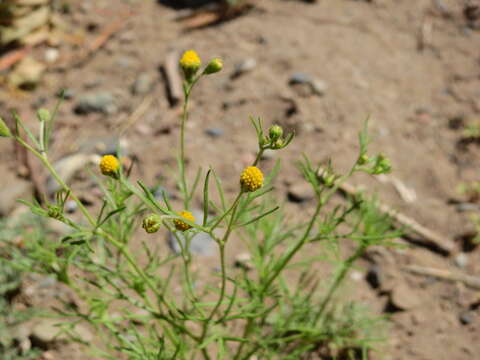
[
  {"x1": 180, "y1": 88, "x2": 190, "y2": 209},
  {"x1": 312, "y1": 243, "x2": 367, "y2": 324},
  {"x1": 199, "y1": 194, "x2": 242, "y2": 358},
  {"x1": 252, "y1": 148, "x2": 264, "y2": 166},
  {"x1": 209, "y1": 192, "x2": 243, "y2": 232},
  {"x1": 260, "y1": 200, "x2": 322, "y2": 294},
  {"x1": 16, "y1": 137, "x2": 96, "y2": 226},
  {"x1": 16, "y1": 136, "x2": 198, "y2": 342}
]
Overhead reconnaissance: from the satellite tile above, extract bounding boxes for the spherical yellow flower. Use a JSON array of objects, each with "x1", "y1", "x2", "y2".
[
  {"x1": 240, "y1": 166, "x2": 264, "y2": 192},
  {"x1": 173, "y1": 211, "x2": 195, "y2": 231},
  {"x1": 99, "y1": 155, "x2": 120, "y2": 177},
  {"x1": 180, "y1": 50, "x2": 201, "y2": 79}
]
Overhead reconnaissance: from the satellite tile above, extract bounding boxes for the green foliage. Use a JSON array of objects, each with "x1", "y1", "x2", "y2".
[
  {"x1": 0, "y1": 51, "x2": 397, "y2": 359},
  {"x1": 0, "y1": 218, "x2": 42, "y2": 360}
]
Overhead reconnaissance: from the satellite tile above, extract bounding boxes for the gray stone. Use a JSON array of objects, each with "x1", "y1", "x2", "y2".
[
  {"x1": 287, "y1": 183, "x2": 315, "y2": 203},
  {"x1": 261, "y1": 149, "x2": 276, "y2": 160},
  {"x1": 57, "y1": 88, "x2": 75, "y2": 100},
  {"x1": 46, "y1": 154, "x2": 93, "y2": 196},
  {"x1": 131, "y1": 72, "x2": 154, "y2": 95},
  {"x1": 167, "y1": 210, "x2": 216, "y2": 256},
  {"x1": 459, "y1": 311, "x2": 474, "y2": 325},
  {"x1": 205, "y1": 128, "x2": 224, "y2": 138},
  {"x1": 454, "y1": 253, "x2": 469, "y2": 269},
  {"x1": 289, "y1": 72, "x2": 311, "y2": 85},
  {"x1": 30, "y1": 319, "x2": 92, "y2": 349},
  {"x1": 389, "y1": 282, "x2": 421, "y2": 311},
  {"x1": 232, "y1": 58, "x2": 257, "y2": 78},
  {"x1": 74, "y1": 91, "x2": 117, "y2": 115},
  {"x1": 289, "y1": 73, "x2": 327, "y2": 97},
  {"x1": 65, "y1": 200, "x2": 77, "y2": 213},
  {"x1": 77, "y1": 136, "x2": 128, "y2": 156},
  {"x1": 0, "y1": 180, "x2": 33, "y2": 216},
  {"x1": 311, "y1": 79, "x2": 328, "y2": 96}
]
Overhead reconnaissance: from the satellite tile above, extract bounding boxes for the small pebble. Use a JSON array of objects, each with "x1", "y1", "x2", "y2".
[
  {"x1": 167, "y1": 210, "x2": 216, "y2": 256},
  {"x1": 232, "y1": 58, "x2": 257, "y2": 78},
  {"x1": 459, "y1": 311, "x2": 474, "y2": 325},
  {"x1": 131, "y1": 72, "x2": 154, "y2": 95},
  {"x1": 350, "y1": 270, "x2": 363, "y2": 281},
  {"x1": 205, "y1": 128, "x2": 224, "y2": 138},
  {"x1": 65, "y1": 200, "x2": 78, "y2": 214},
  {"x1": 287, "y1": 183, "x2": 315, "y2": 203},
  {"x1": 57, "y1": 88, "x2": 75, "y2": 100},
  {"x1": 44, "y1": 48, "x2": 59, "y2": 63},
  {"x1": 454, "y1": 253, "x2": 469, "y2": 269},
  {"x1": 289, "y1": 72, "x2": 311, "y2": 85},
  {"x1": 74, "y1": 91, "x2": 117, "y2": 115}
]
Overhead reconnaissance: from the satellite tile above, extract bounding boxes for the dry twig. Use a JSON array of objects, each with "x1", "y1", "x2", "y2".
[
  {"x1": 404, "y1": 264, "x2": 480, "y2": 290},
  {"x1": 334, "y1": 177, "x2": 455, "y2": 254}
]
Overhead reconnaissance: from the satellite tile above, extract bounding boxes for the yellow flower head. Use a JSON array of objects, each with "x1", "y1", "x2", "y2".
[
  {"x1": 180, "y1": 50, "x2": 201, "y2": 79},
  {"x1": 99, "y1": 155, "x2": 120, "y2": 177},
  {"x1": 174, "y1": 211, "x2": 195, "y2": 232},
  {"x1": 240, "y1": 166, "x2": 264, "y2": 192}
]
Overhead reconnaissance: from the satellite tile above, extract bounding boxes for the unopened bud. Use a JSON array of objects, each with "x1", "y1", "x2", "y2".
[
  {"x1": 142, "y1": 214, "x2": 161, "y2": 234},
  {"x1": 37, "y1": 108, "x2": 51, "y2": 123},
  {"x1": 357, "y1": 154, "x2": 369, "y2": 165},
  {"x1": 0, "y1": 117, "x2": 11, "y2": 138},
  {"x1": 204, "y1": 58, "x2": 223, "y2": 75},
  {"x1": 271, "y1": 138, "x2": 284, "y2": 150},
  {"x1": 269, "y1": 125, "x2": 283, "y2": 141}
]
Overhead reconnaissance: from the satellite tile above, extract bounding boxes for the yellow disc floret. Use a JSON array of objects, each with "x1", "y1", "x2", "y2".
[
  {"x1": 180, "y1": 50, "x2": 201, "y2": 79},
  {"x1": 99, "y1": 155, "x2": 120, "y2": 177},
  {"x1": 174, "y1": 211, "x2": 195, "y2": 231},
  {"x1": 240, "y1": 166, "x2": 264, "y2": 192}
]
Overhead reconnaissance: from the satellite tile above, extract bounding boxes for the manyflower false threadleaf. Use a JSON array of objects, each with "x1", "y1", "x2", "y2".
[
  {"x1": 99, "y1": 155, "x2": 120, "y2": 177},
  {"x1": 240, "y1": 166, "x2": 264, "y2": 192},
  {"x1": 0, "y1": 117, "x2": 11, "y2": 137},
  {"x1": 174, "y1": 211, "x2": 195, "y2": 231},
  {"x1": 180, "y1": 50, "x2": 201, "y2": 80},
  {"x1": 204, "y1": 58, "x2": 223, "y2": 75},
  {"x1": 142, "y1": 214, "x2": 161, "y2": 234}
]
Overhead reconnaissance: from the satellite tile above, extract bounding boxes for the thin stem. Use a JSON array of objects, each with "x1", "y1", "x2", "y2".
[
  {"x1": 15, "y1": 136, "x2": 96, "y2": 226},
  {"x1": 252, "y1": 148, "x2": 264, "y2": 166},
  {"x1": 180, "y1": 88, "x2": 190, "y2": 209},
  {"x1": 209, "y1": 192, "x2": 243, "y2": 232},
  {"x1": 198, "y1": 194, "x2": 242, "y2": 358},
  {"x1": 260, "y1": 200, "x2": 322, "y2": 294},
  {"x1": 312, "y1": 243, "x2": 367, "y2": 324}
]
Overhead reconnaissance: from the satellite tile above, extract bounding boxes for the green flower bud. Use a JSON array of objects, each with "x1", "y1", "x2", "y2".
[
  {"x1": 37, "y1": 108, "x2": 51, "y2": 123},
  {"x1": 372, "y1": 153, "x2": 392, "y2": 174},
  {"x1": 357, "y1": 154, "x2": 369, "y2": 165},
  {"x1": 142, "y1": 214, "x2": 161, "y2": 234},
  {"x1": 268, "y1": 125, "x2": 283, "y2": 141},
  {"x1": 0, "y1": 117, "x2": 11, "y2": 138},
  {"x1": 324, "y1": 174, "x2": 336, "y2": 188},
  {"x1": 47, "y1": 205, "x2": 64, "y2": 221},
  {"x1": 271, "y1": 138, "x2": 284, "y2": 150},
  {"x1": 204, "y1": 58, "x2": 223, "y2": 75}
]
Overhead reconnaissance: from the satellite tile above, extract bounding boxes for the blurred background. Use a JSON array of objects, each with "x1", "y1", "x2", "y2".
[{"x1": 0, "y1": 0, "x2": 480, "y2": 359}]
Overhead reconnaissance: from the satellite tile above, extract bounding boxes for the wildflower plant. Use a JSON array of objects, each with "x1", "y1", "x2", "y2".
[{"x1": 0, "y1": 49, "x2": 398, "y2": 359}]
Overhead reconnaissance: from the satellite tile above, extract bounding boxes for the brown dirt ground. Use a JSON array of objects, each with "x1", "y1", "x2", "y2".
[{"x1": 1, "y1": 0, "x2": 480, "y2": 359}]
